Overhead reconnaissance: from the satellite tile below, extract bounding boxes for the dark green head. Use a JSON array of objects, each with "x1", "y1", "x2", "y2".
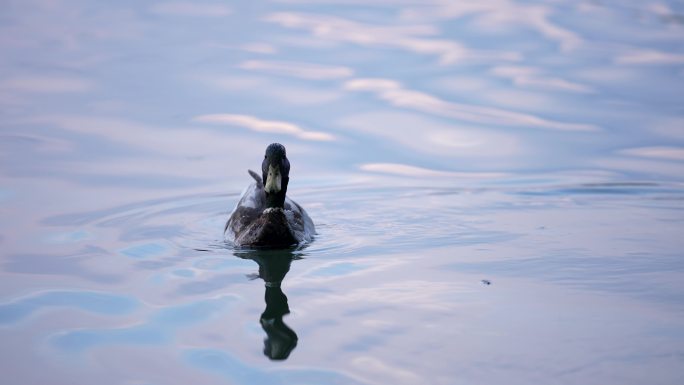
[{"x1": 262, "y1": 143, "x2": 290, "y2": 208}]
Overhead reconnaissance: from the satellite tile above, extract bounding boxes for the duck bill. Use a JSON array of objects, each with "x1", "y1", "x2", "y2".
[{"x1": 264, "y1": 164, "x2": 282, "y2": 194}]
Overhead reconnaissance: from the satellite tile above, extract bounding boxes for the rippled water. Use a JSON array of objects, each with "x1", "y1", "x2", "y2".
[{"x1": 2, "y1": 1, "x2": 684, "y2": 384}]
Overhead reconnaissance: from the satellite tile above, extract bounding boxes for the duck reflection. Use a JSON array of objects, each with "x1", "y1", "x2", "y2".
[{"x1": 235, "y1": 248, "x2": 301, "y2": 360}]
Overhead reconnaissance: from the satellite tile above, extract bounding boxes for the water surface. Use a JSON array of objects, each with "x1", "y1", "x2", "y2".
[{"x1": 1, "y1": 1, "x2": 684, "y2": 384}]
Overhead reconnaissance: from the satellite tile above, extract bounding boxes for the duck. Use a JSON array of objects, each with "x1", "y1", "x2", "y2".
[{"x1": 225, "y1": 143, "x2": 315, "y2": 248}]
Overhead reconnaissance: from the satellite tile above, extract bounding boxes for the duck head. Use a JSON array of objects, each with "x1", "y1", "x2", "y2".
[{"x1": 262, "y1": 143, "x2": 290, "y2": 209}]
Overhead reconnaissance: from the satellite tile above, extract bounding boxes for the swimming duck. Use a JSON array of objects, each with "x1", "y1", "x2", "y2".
[{"x1": 225, "y1": 143, "x2": 315, "y2": 248}]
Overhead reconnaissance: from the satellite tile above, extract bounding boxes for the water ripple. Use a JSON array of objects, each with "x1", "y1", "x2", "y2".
[{"x1": 0, "y1": 291, "x2": 139, "y2": 325}]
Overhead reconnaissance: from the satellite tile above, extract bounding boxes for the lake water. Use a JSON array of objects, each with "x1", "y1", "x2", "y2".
[{"x1": 1, "y1": 1, "x2": 684, "y2": 384}]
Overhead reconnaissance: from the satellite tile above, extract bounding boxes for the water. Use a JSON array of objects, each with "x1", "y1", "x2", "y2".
[{"x1": 1, "y1": 1, "x2": 684, "y2": 384}]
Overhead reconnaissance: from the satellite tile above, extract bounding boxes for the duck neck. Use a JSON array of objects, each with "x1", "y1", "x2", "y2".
[
  {"x1": 265, "y1": 177, "x2": 288, "y2": 209},
  {"x1": 265, "y1": 190, "x2": 286, "y2": 209}
]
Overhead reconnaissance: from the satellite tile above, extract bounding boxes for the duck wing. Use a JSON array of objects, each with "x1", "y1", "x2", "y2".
[
  {"x1": 283, "y1": 197, "x2": 316, "y2": 243},
  {"x1": 224, "y1": 170, "x2": 267, "y2": 237},
  {"x1": 248, "y1": 169, "x2": 263, "y2": 189}
]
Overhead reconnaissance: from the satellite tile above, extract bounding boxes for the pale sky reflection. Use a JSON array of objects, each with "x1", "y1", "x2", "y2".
[
  {"x1": 344, "y1": 78, "x2": 598, "y2": 131},
  {"x1": 399, "y1": 0, "x2": 582, "y2": 51},
  {"x1": 338, "y1": 110, "x2": 521, "y2": 162},
  {"x1": 149, "y1": 2, "x2": 233, "y2": 18},
  {"x1": 490, "y1": 66, "x2": 595, "y2": 93},
  {"x1": 360, "y1": 163, "x2": 507, "y2": 179},
  {"x1": 615, "y1": 49, "x2": 684, "y2": 65},
  {"x1": 0, "y1": 0, "x2": 681, "y2": 179},
  {"x1": 239, "y1": 60, "x2": 354, "y2": 79},
  {"x1": 206, "y1": 75, "x2": 344, "y2": 105},
  {"x1": 619, "y1": 146, "x2": 684, "y2": 161},
  {"x1": 194, "y1": 114, "x2": 336, "y2": 141},
  {"x1": 0, "y1": 76, "x2": 94, "y2": 94},
  {"x1": 264, "y1": 11, "x2": 520, "y2": 64}
]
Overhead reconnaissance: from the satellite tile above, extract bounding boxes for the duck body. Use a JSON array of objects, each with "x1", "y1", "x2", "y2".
[{"x1": 225, "y1": 144, "x2": 315, "y2": 248}]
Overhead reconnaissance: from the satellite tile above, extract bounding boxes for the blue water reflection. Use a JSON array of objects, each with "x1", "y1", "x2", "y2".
[
  {"x1": 185, "y1": 348, "x2": 370, "y2": 385},
  {"x1": 51, "y1": 295, "x2": 237, "y2": 353},
  {"x1": 0, "y1": 291, "x2": 138, "y2": 324}
]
